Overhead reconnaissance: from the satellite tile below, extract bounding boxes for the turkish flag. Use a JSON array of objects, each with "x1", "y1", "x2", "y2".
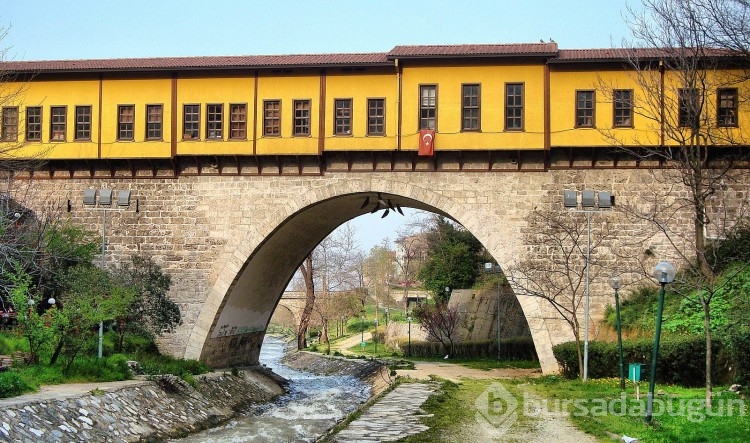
[{"x1": 418, "y1": 129, "x2": 435, "y2": 156}]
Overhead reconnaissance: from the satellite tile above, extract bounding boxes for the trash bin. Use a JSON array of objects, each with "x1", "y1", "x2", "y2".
[{"x1": 629, "y1": 363, "x2": 644, "y2": 382}]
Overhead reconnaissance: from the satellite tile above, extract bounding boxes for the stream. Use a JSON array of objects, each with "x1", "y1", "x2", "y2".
[{"x1": 170, "y1": 336, "x2": 372, "y2": 442}]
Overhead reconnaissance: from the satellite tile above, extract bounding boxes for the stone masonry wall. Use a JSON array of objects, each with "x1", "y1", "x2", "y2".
[
  {"x1": 12, "y1": 165, "x2": 748, "y2": 374},
  {"x1": 0, "y1": 369, "x2": 285, "y2": 443}
]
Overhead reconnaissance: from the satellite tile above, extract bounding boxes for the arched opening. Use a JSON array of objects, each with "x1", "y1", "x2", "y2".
[{"x1": 185, "y1": 191, "x2": 560, "y2": 373}]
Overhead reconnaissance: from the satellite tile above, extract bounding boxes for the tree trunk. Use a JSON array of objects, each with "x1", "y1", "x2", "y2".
[
  {"x1": 49, "y1": 339, "x2": 64, "y2": 366},
  {"x1": 703, "y1": 299, "x2": 713, "y2": 408},
  {"x1": 297, "y1": 255, "x2": 315, "y2": 350},
  {"x1": 322, "y1": 320, "x2": 330, "y2": 354},
  {"x1": 574, "y1": 331, "x2": 584, "y2": 380}
]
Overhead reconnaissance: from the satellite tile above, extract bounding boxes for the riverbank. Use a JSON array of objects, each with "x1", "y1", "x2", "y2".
[{"x1": 0, "y1": 368, "x2": 285, "y2": 442}]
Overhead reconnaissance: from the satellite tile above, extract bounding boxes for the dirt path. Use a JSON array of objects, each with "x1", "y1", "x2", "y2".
[
  {"x1": 330, "y1": 331, "x2": 371, "y2": 355},
  {"x1": 396, "y1": 361, "x2": 542, "y2": 381}
]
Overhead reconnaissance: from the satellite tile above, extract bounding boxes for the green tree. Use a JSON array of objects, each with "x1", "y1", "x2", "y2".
[
  {"x1": 418, "y1": 216, "x2": 484, "y2": 300},
  {"x1": 5, "y1": 263, "x2": 53, "y2": 364},
  {"x1": 112, "y1": 254, "x2": 180, "y2": 352},
  {"x1": 49, "y1": 265, "x2": 134, "y2": 370}
]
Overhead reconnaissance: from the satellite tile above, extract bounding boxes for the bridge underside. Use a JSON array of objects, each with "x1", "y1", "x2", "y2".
[{"x1": 197, "y1": 192, "x2": 449, "y2": 368}]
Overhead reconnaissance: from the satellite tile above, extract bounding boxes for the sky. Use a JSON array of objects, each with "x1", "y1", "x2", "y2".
[{"x1": 1, "y1": 0, "x2": 640, "y2": 252}]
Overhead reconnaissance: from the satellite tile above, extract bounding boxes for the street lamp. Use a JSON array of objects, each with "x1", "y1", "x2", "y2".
[
  {"x1": 485, "y1": 262, "x2": 502, "y2": 361},
  {"x1": 646, "y1": 261, "x2": 676, "y2": 424},
  {"x1": 563, "y1": 189, "x2": 613, "y2": 381},
  {"x1": 407, "y1": 314, "x2": 412, "y2": 357},
  {"x1": 361, "y1": 315, "x2": 365, "y2": 351},
  {"x1": 609, "y1": 275, "x2": 625, "y2": 391},
  {"x1": 83, "y1": 188, "x2": 133, "y2": 359}
]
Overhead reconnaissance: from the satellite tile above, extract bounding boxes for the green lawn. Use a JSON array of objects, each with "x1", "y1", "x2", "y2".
[{"x1": 394, "y1": 375, "x2": 749, "y2": 442}]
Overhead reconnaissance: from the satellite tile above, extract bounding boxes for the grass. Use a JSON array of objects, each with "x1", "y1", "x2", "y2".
[
  {"x1": 0, "y1": 330, "x2": 211, "y2": 399},
  {"x1": 529, "y1": 376, "x2": 750, "y2": 442},
  {"x1": 396, "y1": 378, "x2": 534, "y2": 442},
  {"x1": 346, "y1": 340, "x2": 402, "y2": 357},
  {"x1": 390, "y1": 374, "x2": 750, "y2": 443}
]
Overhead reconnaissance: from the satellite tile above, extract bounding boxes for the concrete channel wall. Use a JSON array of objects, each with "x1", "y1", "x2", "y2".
[{"x1": 0, "y1": 369, "x2": 286, "y2": 443}]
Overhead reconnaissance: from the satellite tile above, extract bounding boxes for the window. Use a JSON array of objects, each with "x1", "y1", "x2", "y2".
[
  {"x1": 717, "y1": 88, "x2": 738, "y2": 127},
  {"x1": 613, "y1": 89, "x2": 633, "y2": 127},
  {"x1": 183, "y1": 104, "x2": 200, "y2": 139},
  {"x1": 263, "y1": 100, "x2": 280, "y2": 136},
  {"x1": 576, "y1": 90, "x2": 595, "y2": 127},
  {"x1": 206, "y1": 104, "x2": 223, "y2": 139},
  {"x1": 118, "y1": 105, "x2": 134, "y2": 140},
  {"x1": 419, "y1": 85, "x2": 437, "y2": 130},
  {"x1": 293, "y1": 100, "x2": 311, "y2": 136},
  {"x1": 334, "y1": 99, "x2": 352, "y2": 135},
  {"x1": 229, "y1": 104, "x2": 247, "y2": 139},
  {"x1": 146, "y1": 105, "x2": 163, "y2": 140},
  {"x1": 75, "y1": 106, "x2": 91, "y2": 141},
  {"x1": 26, "y1": 107, "x2": 41, "y2": 141},
  {"x1": 505, "y1": 83, "x2": 524, "y2": 131},
  {"x1": 678, "y1": 88, "x2": 699, "y2": 128},
  {"x1": 367, "y1": 98, "x2": 385, "y2": 135},
  {"x1": 50, "y1": 106, "x2": 66, "y2": 141},
  {"x1": 1, "y1": 107, "x2": 18, "y2": 142},
  {"x1": 462, "y1": 84, "x2": 480, "y2": 131}
]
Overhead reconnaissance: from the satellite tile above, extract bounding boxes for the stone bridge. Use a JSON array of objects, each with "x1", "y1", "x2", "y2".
[{"x1": 15, "y1": 152, "x2": 730, "y2": 374}]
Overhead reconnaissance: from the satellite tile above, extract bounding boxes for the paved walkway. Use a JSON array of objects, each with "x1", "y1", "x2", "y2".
[{"x1": 332, "y1": 382, "x2": 439, "y2": 443}]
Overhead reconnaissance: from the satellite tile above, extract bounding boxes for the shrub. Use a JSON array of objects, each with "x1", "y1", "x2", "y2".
[
  {"x1": 63, "y1": 354, "x2": 132, "y2": 382},
  {"x1": 723, "y1": 330, "x2": 750, "y2": 385},
  {"x1": 399, "y1": 337, "x2": 537, "y2": 360},
  {"x1": 552, "y1": 336, "x2": 731, "y2": 386},
  {"x1": 137, "y1": 355, "x2": 210, "y2": 377},
  {"x1": 0, "y1": 371, "x2": 36, "y2": 398}
]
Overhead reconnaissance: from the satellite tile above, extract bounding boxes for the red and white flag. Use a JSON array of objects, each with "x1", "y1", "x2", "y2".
[{"x1": 418, "y1": 129, "x2": 435, "y2": 156}]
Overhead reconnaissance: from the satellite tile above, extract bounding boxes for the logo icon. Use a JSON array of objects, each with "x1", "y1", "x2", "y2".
[{"x1": 475, "y1": 382, "x2": 518, "y2": 436}]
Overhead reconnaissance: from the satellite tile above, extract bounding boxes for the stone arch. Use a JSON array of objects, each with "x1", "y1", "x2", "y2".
[{"x1": 183, "y1": 174, "x2": 560, "y2": 373}]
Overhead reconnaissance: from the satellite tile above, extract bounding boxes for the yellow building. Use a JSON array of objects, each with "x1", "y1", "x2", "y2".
[{"x1": 0, "y1": 43, "x2": 747, "y2": 170}]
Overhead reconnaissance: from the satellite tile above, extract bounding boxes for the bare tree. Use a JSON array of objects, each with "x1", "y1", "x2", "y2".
[
  {"x1": 507, "y1": 209, "x2": 614, "y2": 379},
  {"x1": 363, "y1": 242, "x2": 395, "y2": 307},
  {"x1": 599, "y1": 0, "x2": 750, "y2": 405},
  {"x1": 296, "y1": 254, "x2": 315, "y2": 350},
  {"x1": 413, "y1": 300, "x2": 461, "y2": 357},
  {"x1": 295, "y1": 222, "x2": 363, "y2": 351},
  {"x1": 394, "y1": 223, "x2": 428, "y2": 305}
]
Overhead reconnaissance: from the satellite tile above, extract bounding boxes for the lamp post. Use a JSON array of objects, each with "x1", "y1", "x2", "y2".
[
  {"x1": 485, "y1": 262, "x2": 502, "y2": 360},
  {"x1": 609, "y1": 275, "x2": 625, "y2": 391},
  {"x1": 82, "y1": 188, "x2": 133, "y2": 359},
  {"x1": 646, "y1": 261, "x2": 675, "y2": 424},
  {"x1": 564, "y1": 189, "x2": 613, "y2": 381},
  {"x1": 407, "y1": 314, "x2": 412, "y2": 357},
  {"x1": 361, "y1": 315, "x2": 365, "y2": 350}
]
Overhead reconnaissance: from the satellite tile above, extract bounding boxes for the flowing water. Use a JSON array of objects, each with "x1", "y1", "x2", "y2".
[{"x1": 170, "y1": 336, "x2": 371, "y2": 442}]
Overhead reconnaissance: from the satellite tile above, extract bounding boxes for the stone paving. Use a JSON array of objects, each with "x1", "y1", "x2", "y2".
[{"x1": 332, "y1": 382, "x2": 439, "y2": 443}]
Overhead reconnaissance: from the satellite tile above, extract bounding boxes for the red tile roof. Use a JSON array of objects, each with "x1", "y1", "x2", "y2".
[
  {"x1": 552, "y1": 47, "x2": 740, "y2": 63},
  {"x1": 0, "y1": 44, "x2": 741, "y2": 73},
  {"x1": 388, "y1": 43, "x2": 558, "y2": 58},
  {"x1": 0, "y1": 53, "x2": 392, "y2": 73}
]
